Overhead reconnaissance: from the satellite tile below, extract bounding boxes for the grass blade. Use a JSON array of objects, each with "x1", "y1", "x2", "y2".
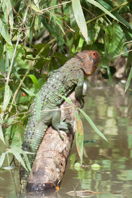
[
  {"x1": 0, "y1": 124, "x2": 5, "y2": 144},
  {"x1": 9, "y1": 146, "x2": 29, "y2": 171},
  {"x1": 30, "y1": 2, "x2": 43, "y2": 14},
  {"x1": 0, "y1": 18, "x2": 12, "y2": 45},
  {"x1": 2, "y1": 84, "x2": 12, "y2": 112},
  {"x1": 125, "y1": 66, "x2": 132, "y2": 92},
  {"x1": 86, "y1": 0, "x2": 119, "y2": 22},
  {"x1": 72, "y1": 0, "x2": 88, "y2": 43},
  {"x1": 0, "y1": 152, "x2": 6, "y2": 167},
  {"x1": 28, "y1": 74, "x2": 40, "y2": 89},
  {"x1": 79, "y1": 109, "x2": 108, "y2": 142},
  {"x1": 58, "y1": 94, "x2": 73, "y2": 105},
  {"x1": 96, "y1": 0, "x2": 130, "y2": 28},
  {"x1": 75, "y1": 111, "x2": 84, "y2": 164},
  {"x1": 22, "y1": 152, "x2": 31, "y2": 171}
]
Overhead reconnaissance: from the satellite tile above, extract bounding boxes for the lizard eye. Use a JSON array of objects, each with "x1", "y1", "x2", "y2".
[{"x1": 92, "y1": 52, "x2": 97, "y2": 57}]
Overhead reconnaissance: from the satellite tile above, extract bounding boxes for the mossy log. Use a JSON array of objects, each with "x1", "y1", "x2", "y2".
[{"x1": 26, "y1": 92, "x2": 79, "y2": 192}]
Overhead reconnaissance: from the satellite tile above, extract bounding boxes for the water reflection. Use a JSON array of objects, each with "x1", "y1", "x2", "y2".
[
  {"x1": 60, "y1": 82, "x2": 132, "y2": 198},
  {"x1": 0, "y1": 82, "x2": 132, "y2": 198}
]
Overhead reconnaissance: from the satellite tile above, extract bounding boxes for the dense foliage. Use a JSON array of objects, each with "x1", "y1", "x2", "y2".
[{"x1": 0, "y1": 0, "x2": 131, "y2": 168}]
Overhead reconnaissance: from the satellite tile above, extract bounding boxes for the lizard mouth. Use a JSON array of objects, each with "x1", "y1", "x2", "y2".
[{"x1": 85, "y1": 65, "x2": 97, "y2": 76}]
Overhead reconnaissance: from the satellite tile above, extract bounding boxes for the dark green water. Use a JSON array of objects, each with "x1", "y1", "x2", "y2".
[{"x1": 0, "y1": 82, "x2": 132, "y2": 198}]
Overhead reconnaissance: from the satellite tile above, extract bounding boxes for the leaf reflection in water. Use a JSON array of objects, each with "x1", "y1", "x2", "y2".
[{"x1": 66, "y1": 189, "x2": 103, "y2": 197}]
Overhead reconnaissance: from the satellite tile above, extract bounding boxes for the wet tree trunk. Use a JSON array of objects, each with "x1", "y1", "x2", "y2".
[{"x1": 26, "y1": 92, "x2": 79, "y2": 192}]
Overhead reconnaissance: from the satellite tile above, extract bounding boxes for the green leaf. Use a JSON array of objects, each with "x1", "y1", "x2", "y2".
[
  {"x1": 72, "y1": 0, "x2": 89, "y2": 43},
  {"x1": 22, "y1": 152, "x2": 31, "y2": 171},
  {"x1": 33, "y1": 0, "x2": 39, "y2": 7},
  {"x1": 0, "y1": 124, "x2": 5, "y2": 144},
  {"x1": 2, "y1": 166, "x2": 15, "y2": 170},
  {"x1": 99, "y1": 0, "x2": 131, "y2": 28},
  {"x1": 96, "y1": 0, "x2": 130, "y2": 28},
  {"x1": 79, "y1": 109, "x2": 108, "y2": 142},
  {"x1": 1, "y1": 0, "x2": 14, "y2": 29},
  {"x1": 75, "y1": 111, "x2": 84, "y2": 164},
  {"x1": 0, "y1": 18, "x2": 12, "y2": 45},
  {"x1": 9, "y1": 146, "x2": 29, "y2": 171},
  {"x1": 29, "y1": 3, "x2": 43, "y2": 14},
  {"x1": 22, "y1": 88, "x2": 35, "y2": 97},
  {"x1": 0, "y1": 152, "x2": 6, "y2": 167},
  {"x1": 28, "y1": 74, "x2": 40, "y2": 89},
  {"x1": 2, "y1": 84, "x2": 12, "y2": 112},
  {"x1": 125, "y1": 66, "x2": 132, "y2": 92},
  {"x1": 58, "y1": 94, "x2": 73, "y2": 105},
  {"x1": 50, "y1": 12, "x2": 65, "y2": 35},
  {"x1": 10, "y1": 124, "x2": 24, "y2": 147},
  {"x1": 86, "y1": 0, "x2": 119, "y2": 22},
  {"x1": 104, "y1": 23, "x2": 124, "y2": 57}
]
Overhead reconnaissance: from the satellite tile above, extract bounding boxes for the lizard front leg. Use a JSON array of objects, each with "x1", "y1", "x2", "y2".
[
  {"x1": 51, "y1": 107, "x2": 70, "y2": 134},
  {"x1": 75, "y1": 71, "x2": 85, "y2": 108}
]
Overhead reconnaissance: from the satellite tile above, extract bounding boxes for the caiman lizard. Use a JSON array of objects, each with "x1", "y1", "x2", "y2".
[{"x1": 22, "y1": 50, "x2": 100, "y2": 166}]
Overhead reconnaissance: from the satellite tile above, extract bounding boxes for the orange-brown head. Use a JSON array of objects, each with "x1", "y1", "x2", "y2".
[{"x1": 76, "y1": 50, "x2": 100, "y2": 76}]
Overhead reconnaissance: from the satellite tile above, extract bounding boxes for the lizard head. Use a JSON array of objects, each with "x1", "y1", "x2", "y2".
[{"x1": 76, "y1": 50, "x2": 100, "y2": 76}]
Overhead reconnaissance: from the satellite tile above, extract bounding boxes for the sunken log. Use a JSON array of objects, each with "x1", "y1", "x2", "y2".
[{"x1": 26, "y1": 92, "x2": 80, "y2": 192}]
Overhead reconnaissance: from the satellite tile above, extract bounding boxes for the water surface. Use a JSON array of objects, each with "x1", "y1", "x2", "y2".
[{"x1": 0, "y1": 82, "x2": 132, "y2": 198}]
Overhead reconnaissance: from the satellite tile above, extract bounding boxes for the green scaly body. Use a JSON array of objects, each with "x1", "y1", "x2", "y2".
[
  {"x1": 22, "y1": 50, "x2": 100, "y2": 165},
  {"x1": 23, "y1": 57, "x2": 84, "y2": 155}
]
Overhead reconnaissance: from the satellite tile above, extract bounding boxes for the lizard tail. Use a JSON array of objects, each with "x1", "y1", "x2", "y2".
[{"x1": 22, "y1": 120, "x2": 48, "y2": 166}]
